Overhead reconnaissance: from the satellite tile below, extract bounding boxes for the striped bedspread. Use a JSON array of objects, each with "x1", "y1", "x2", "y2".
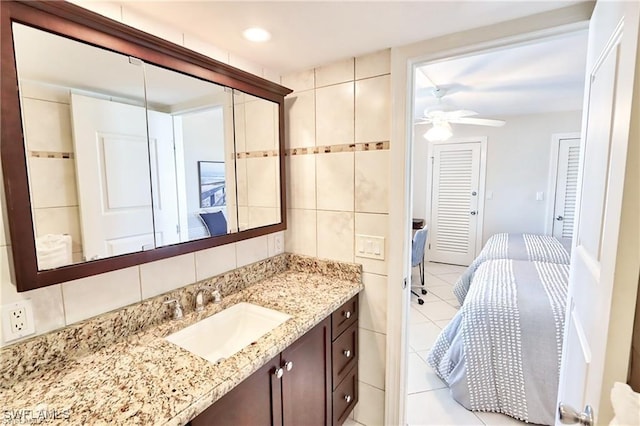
[
  {"x1": 453, "y1": 233, "x2": 571, "y2": 304},
  {"x1": 428, "y1": 259, "x2": 569, "y2": 425}
]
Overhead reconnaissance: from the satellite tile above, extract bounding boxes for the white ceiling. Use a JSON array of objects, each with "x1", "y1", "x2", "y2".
[
  {"x1": 414, "y1": 30, "x2": 589, "y2": 118},
  {"x1": 118, "y1": 1, "x2": 587, "y2": 74}
]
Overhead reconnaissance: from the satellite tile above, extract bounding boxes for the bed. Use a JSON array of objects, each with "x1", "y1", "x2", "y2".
[
  {"x1": 428, "y1": 259, "x2": 569, "y2": 425},
  {"x1": 452, "y1": 233, "x2": 572, "y2": 305}
]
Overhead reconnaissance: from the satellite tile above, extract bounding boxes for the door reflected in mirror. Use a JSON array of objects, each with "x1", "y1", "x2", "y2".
[
  {"x1": 142, "y1": 62, "x2": 237, "y2": 246},
  {"x1": 13, "y1": 22, "x2": 153, "y2": 270}
]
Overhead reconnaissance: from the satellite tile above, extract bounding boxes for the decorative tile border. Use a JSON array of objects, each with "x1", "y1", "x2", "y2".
[
  {"x1": 235, "y1": 149, "x2": 280, "y2": 159},
  {"x1": 286, "y1": 141, "x2": 389, "y2": 156},
  {"x1": 30, "y1": 150, "x2": 74, "y2": 159}
]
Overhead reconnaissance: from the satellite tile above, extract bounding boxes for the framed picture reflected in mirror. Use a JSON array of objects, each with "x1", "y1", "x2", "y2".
[{"x1": 198, "y1": 161, "x2": 226, "y2": 208}]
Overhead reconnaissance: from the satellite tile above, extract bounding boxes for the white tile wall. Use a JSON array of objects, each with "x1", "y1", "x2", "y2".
[
  {"x1": 140, "y1": 254, "x2": 196, "y2": 299},
  {"x1": 236, "y1": 235, "x2": 269, "y2": 267},
  {"x1": 359, "y1": 272, "x2": 387, "y2": 334},
  {"x1": 315, "y1": 58, "x2": 354, "y2": 87},
  {"x1": 22, "y1": 98, "x2": 73, "y2": 152},
  {"x1": 287, "y1": 155, "x2": 316, "y2": 210},
  {"x1": 282, "y1": 52, "x2": 392, "y2": 423},
  {"x1": 281, "y1": 69, "x2": 315, "y2": 92},
  {"x1": 353, "y1": 382, "x2": 385, "y2": 426},
  {"x1": 28, "y1": 158, "x2": 78, "y2": 208},
  {"x1": 355, "y1": 75, "x2": 391, "y2": 143},
  {"x1": 358, "y1": 329, "x2": 386, "y2": 390},
  {"x1": 316, "y1": 152, "x2": 354, "y2": 212},
  {"x1": 316, "y1": 211, "x2": 354, "y2": 263},
  {"x1": 355, "y1": 49, "x2": 391, "y2": 80},
  {"x1": 195, "y1": 244, "x2": 237, "y2": 281},
  {"x1": 246, "y1": 157, "x2": 279, "y2": 207},
  {"x1": 285, "y1": 90, "x2": 316, "y2": 149},
  {"x1": 62, "y1": 267, "x2": 141, "y2": 324},
  {"x1": 315, "y1": 83, "x2": 354, "y2": 146},
  {"x1": 244, "y1": 100, "x2": 278, "y2": 151},
  {"x1": 355, "y1": 150, "x2": 390, "y2": 214},
  {"x1": 285, "y1": 209, "x2": 317, "y2": 257}
]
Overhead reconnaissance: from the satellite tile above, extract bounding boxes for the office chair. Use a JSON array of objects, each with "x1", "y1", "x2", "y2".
[{"x1": 411, "y1": 227, "x2": 428, "y2": 305}]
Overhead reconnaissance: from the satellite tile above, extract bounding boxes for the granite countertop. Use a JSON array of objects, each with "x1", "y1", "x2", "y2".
[{"x1": 0, "y1": 260, "x2": 363, "y2": 425}]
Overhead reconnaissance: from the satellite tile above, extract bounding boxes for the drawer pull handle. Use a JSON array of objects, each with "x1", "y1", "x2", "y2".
[
  {"x1": 344, "y1": 311, "x2": 352, "y2": 319},
  {"x1": 274, "y1": 367, "x2": 284, "y2": 379},
  {"x1": 344, "y1": 395, "x2": 352, "y2": 403},
  {"x1": 343, "y1": 350, "x2": 351, "y2": 358},
  {"x1": 284, "y1": 361, "x2": 293, "y2": 371}
]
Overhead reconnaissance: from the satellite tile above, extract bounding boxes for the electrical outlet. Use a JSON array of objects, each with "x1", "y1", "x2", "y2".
[{"x1": 2, "y1": 300, "x2": 35, "y2": 343}]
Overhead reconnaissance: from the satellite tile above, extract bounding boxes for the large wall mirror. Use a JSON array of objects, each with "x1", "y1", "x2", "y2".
[{"x1": 1, "y1": 1, "x2": 290, "y2": 291}]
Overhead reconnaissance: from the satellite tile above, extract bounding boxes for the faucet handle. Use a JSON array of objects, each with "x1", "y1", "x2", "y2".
[
  {"x1": 164, "y1": 299, "x2": 184, "y2": 320},
  {"x1": 206, "y1": 285, "x2": 222, "y2": 303}
]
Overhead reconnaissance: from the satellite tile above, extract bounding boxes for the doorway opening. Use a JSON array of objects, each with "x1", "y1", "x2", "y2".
[{"x1": 403, "y1": 28, "x2": 588, "y2": 425}]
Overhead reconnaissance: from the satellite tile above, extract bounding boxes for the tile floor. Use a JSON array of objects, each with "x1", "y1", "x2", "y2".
[{"x1": 406, "y1": 262, "x2": 526, "y2": 426}]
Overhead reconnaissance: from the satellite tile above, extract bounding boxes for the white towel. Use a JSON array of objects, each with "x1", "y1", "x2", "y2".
[
  {"x1": 35, "y1": 234, "x2": 72, "y2": 270},
  {"x1": 610, "y1": 382, "x2": 640, "y2": 425}
]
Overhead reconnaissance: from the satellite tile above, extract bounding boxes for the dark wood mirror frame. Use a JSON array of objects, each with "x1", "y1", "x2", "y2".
[{"x1": 0, "y1": 0, "x2": 291, "y2": 292}]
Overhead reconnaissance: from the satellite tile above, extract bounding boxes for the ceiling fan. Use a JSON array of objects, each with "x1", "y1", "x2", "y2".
[{"x1": 417, "y1": 87, "x2": 506, "y2": 142}]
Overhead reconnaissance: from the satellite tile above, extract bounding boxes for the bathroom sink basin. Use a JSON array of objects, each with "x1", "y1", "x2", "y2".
[{"x1": 165, "y1": 302, "x2": 291, "y2": 363}]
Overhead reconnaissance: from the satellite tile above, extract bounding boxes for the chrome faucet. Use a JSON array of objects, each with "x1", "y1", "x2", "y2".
[
  {"x1": 164, "y1": 299, "x2": 184, "y2": 320},
  {"x1": 195, "y1": 285, "x2": 222, "y2": 312}
]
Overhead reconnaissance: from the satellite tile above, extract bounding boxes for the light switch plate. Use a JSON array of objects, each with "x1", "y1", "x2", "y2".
[{"x1": 355, "y1": 234, "x2": 385, "y2": 260}]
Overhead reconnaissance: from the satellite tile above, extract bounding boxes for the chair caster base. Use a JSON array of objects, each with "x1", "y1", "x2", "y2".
[
  {"x1": 421, "y1": 289, "x2": 427, "y2": 295},
  {"x1": 417, "y1": 298, "x2": 424, "y2": 305}
]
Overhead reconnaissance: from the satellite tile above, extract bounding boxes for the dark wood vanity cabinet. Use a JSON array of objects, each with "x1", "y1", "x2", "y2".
[{"x1": 190, "y1": 296, "x2": 359, "y2": 426}]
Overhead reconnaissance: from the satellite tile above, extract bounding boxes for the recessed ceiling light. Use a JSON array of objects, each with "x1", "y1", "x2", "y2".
[{"x1": 243, "y1": 27, "x2": 271, "y2": 43}]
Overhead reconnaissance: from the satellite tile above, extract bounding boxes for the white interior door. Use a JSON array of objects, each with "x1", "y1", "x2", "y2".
[
  {"x1": 71, "y1": 94, "x2": 155, "y2": 259},
  {"x1": 552, "y1": 137, "x2": 581, "y2": 239},
  {"x1": 556, "y1": 1, "x2": 640, "y2": 425},
  {"x1": 147, "y1": 110, "x2": 181, "y2": 247},
  {"x1": 428, "y1": 142, "x2": 481, "y2": 266}
]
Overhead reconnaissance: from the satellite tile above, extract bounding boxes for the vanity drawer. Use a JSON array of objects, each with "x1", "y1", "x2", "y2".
[
  {"x1": 332, "y1": 296, "x2": 358, "y2": 339},
  {"x1": 332, "y1": 321, "x2": 358, "y2": 389},
  {"x1": 332, "y1": 364, "x2": 358, "y2": 425}
]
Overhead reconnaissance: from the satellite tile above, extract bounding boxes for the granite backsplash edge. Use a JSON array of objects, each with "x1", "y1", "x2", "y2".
[{"x1": 0, "y1": 253, "x2": 362, "y2": 386}]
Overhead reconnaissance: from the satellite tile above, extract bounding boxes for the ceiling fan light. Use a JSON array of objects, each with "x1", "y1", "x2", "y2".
[{"x1": 424, "y1": 121, "x2": 452, "y2": 142}]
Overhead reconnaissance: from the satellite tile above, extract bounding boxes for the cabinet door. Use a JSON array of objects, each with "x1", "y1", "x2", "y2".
[
  {"x1": 281, "y1": 318, "x2": 331, "y2": 426},
  {"x1": 191, "y1": 356, "x2": 281, "y2": 426}
]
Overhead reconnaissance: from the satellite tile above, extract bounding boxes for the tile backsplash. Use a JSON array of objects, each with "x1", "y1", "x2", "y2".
[{"x1": 281, "y1": 49, "x2": 391, "y2": 425}]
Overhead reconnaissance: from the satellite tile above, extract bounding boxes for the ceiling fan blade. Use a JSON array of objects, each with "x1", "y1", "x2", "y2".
[
  {"x1": 445, "y1": 109, "x2": 478, "y2": 119},
  {"x1": 449, "y1": 117, "x2": 506, "y2": 127},
  {"x1": 424, "y1": 109, "x2": 477, "y2": 119}
]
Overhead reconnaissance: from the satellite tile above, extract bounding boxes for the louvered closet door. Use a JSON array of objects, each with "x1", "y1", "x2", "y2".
[
  {"x1": 552, "y1": 138, "x2": 580, "y2": 239},
  {"x1": 428, "y1": 142, "x2": 481, "y2": 266}
]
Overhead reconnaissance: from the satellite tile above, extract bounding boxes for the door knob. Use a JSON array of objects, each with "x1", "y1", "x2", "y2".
[
  {"x1": 558, "y1": 402, "x2": 594, "y2": 426},
  {"x1": 343, "y1": 311, "x2": 351, "y2": 319},
  {"x1": 344, "y1": 395, "x2": 352, "y2": 403},
  {"x1": 284, "y1": 361, "x2": 293, "y2": 371},
  {"x1": 556, "y1": 215, "x2": 564, "y2": 221},
  {"x1": 470, "y1": 211, "x2": 477, "y2": 216},
  {"x1": 343, "y1": 350, "x2": 351, "y2": 358}
]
